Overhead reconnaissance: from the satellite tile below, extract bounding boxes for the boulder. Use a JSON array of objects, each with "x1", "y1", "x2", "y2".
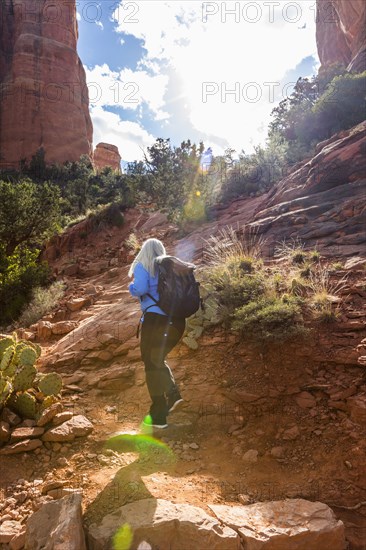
[
  {"x1": 37, "y1": 403, "x2": 63, "y2": 427},
  {"x1": 9, "y1": 526, "x2": 26, "y2": 550},
  {"x1": 38, "y1": 321, "x2": 53, "y2": 341},
  {"x1": 52, "y1": 321, "x2": 78, "y2": 335},
  {"x1": 0, "y1": 521, "x2": 23, "y2": 544},
  {"x1": 25, "y1": 493, "x2": 86, "y2": 550},
  {"x1": 209, "y1": 499, "x2": 345, "y2": 549},
  {"x1": 10, "y1": 427, "x2": 45, "y2": 441},
  {"x1": 87, "y1": 363, "x2": 135, "y2": 391},
  {"x1": 52, "y1": 411, "x2": 74, "y2": 426},
  {"x1": 347, "y1": 395, "x2": 366, "y2": 425},
  {"x1": 0, "y1": 438, "x2": 43, "y2": 455},
  {"x1": 66, "y1": 297, "x2": 90, "y2": 312},
  {"x1": 42, "y1": 415, "x2": 93, "y2": 442},
  {"x1": 87, "y1": 498, "x2": 240, "y2": 550}
]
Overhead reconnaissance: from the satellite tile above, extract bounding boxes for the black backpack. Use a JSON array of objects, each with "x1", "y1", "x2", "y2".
[{"x1": 145, "y1": 255, "x2": 201, "y2": 319}]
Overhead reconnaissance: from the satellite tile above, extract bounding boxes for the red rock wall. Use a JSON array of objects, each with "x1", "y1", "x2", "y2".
[
  {"x1": 316, "y1": 0, "x2": 366, "y2": 71},
  {"x1": 93, "y1": 143, "x2": 122, "y2": 174},
  {"x1": 0, "y1": 0, "x2": 93, "y2": 169}
]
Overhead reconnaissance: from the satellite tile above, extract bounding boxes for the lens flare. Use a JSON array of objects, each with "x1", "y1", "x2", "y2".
[{"x1": 113, "y1": 523, "x2": 133, "y2": 550}]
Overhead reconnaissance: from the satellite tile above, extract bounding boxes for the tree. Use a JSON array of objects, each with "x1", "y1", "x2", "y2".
[{"x1": 0, "y1": 179, "x2": 60, "y2": 255}]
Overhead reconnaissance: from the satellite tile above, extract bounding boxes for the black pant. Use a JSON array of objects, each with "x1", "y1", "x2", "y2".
[{"x1": 140, "y1": 312, "x2": 185, "y2": 418}]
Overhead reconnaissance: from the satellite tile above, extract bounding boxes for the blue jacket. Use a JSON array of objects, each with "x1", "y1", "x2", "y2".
[{"x1": 128, "y1": 262, "x2": 166, "y2": 318}]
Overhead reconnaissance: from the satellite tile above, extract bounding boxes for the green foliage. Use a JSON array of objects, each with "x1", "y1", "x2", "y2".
[
  {"x1": 38, "y1": 372, "x2": 63, "y2": 396},
  {"x1": 131, "y1": 138, "x2": 211, "y2": 222},
  {"x1": 313, "y1": 71, "x2": 366, "y2": 137},
  {"x1": 0, "y1": 179, "x2": 60, "y2": 256},
  {"x1": 269, "y1": 67, "x2": 365, "y2": 161},
  {"x1": 0, "y1": 245, "x2": 50, "y2": 326},
  {"x1": 218, "y1": 136, "x2": 289, "y2": 202},
  {"x1": 0, "y1": 334, "x2": 62, "y2": 418},
  {"x1": 201, "y1": 227, "x2": 310, "y2": 342},
  {"x1": 16, "y1": 153, "x2": 135, "y2": 222},
  {"x1": 210, "y1": 260, "x2": 266, "y2": 315},
  {"x1": 232, "y1": 296, "x2": 305, "y2": 343}
]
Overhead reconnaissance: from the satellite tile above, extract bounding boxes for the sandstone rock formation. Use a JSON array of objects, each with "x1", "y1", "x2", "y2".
[
  {"x1": 186, "y1": 121, "x2": 366, "y2": 258},
  {"x1": 25, "y1": 493, "x2": 86, "y2": 550},
  {"x1": 316, "y1": 0, "x2": 366, "y2": 71},
  {"x1": 0, "y1": 0, "x2": 93, "y2": 170},
  {"x1": 94, "y1": 143, "x2": 122, "y2": 173},
  {"x1": 209, "y1": 500, "x2": 346, "y2": 550},
  {"x1": 87, "y1": 498, "x2": 241, "y2": 550}
]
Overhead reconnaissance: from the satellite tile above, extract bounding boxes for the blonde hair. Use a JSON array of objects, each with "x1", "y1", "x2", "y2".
[{"x1": 128, "y1": 238, "x2": 166, "y2": 277}]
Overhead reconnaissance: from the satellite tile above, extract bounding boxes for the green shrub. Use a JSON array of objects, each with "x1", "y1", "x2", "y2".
[
  {"x1": 0, "y1": 245, "x2": 50, "y2": 327},
  {"x1": 313, "y1": 71, "x2": 366, "y2": 137},
  {"x1": 232, "y1": 296, "x2": 305, "y2": 343},
  {"x1": 315, "y1": 306, "x2": 339, "y2": 324},
  {"x1": 103, "y1": 203, "x2": 125, "y2": 227}
]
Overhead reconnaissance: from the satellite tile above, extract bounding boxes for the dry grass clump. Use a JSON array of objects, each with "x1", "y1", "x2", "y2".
[{"x1": 18, "y1": 281, "x2": 66, "y2": 327}]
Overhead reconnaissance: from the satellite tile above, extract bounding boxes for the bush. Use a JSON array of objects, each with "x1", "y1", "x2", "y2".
[
  {"x1": 18, "y1": 281, "x2": 66, "y2": 327},
  {"x1": 211, "y1": 265, "x2": 266, "y2": 313},
  {"x1": 0, "y1": 179, "x2": 60, "y2": 256},
  {"x1": 0, "y1": 245, "x2": 50, "y2": 326},
  {"x1": 313, "y1": 71, "x2": 366, "y2": 137},
  {"x1": 232, "y1": 296, "x2": 305, "y2": 343}
]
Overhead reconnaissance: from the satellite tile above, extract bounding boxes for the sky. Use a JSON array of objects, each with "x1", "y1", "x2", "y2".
[{"x1": 76, "y1": 1, "x2": 320, "y2": 164}]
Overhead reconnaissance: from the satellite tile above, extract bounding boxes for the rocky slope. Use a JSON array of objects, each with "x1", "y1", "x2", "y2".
[
  {"x1": 181, "y1": 121, "x2": 366, "y2": 259},
  {"x1": 2, "y1": 197, "x2": 364, "y2": 548},
  {"x1": 93, "y1": 143, "x2": 122, "y2": 174},
  {"x1": 0, "y1": 0, "x2": 93, "y2": 169},
  {"x1": 316, "y1": 0, "x2": 366, "y2": 71}
]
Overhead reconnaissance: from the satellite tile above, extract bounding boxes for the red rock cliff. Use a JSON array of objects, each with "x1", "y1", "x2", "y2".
[
  {"x1": 0, "y1": 0, "x2": 93, "y2": 169},
  {"x1": 316, "y1": 0, "x2": 366, "y2": 71}
]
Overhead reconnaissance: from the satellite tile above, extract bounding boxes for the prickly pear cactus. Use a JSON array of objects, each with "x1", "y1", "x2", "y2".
[
  {"x1": 12, "y1": 392, "x2": 38, "y2": 419},
  {"x1": 0, "y1": 345, "x2": 15, "y2": 372},
  {"x1": 38, "y1": 373, "x2": 62, "y2": 396},
  {"x1": 0, "y1": 335, "x2": 63, "y2": 420},
  {"x1": 28, "y1": 342, "x2": 42, "y2": 358},
  {"x1": 0, "y1": 377, "x2": 13, "y2": 407},
  {"x1": 13, "y1": 365, "x2": 37, "y2": 392},
  {"x1": 18, "y1": 347, "x2": 37, "y2": 367},
  {"x1": 0, "y1": 337, "x2": 13, "y2": 357}
]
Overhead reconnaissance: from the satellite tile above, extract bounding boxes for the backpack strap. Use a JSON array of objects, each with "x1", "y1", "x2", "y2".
[{"x1": 145, "y1": 293, "x2": 159, "y2": 305}]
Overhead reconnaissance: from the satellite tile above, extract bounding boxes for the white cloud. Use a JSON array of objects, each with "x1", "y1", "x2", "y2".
[
  {"x1": 85, "y1": 64, "x2": 169, "y2": 121},
  {"x1": 96, "y1": 21, "x2": 104, "y2": 30},
  {"x1": 111, "y1": 0, "x2": 319, "y2": 153},
  {"x1": 91, "y1": 106, "x2": 156, "y2": 161}
]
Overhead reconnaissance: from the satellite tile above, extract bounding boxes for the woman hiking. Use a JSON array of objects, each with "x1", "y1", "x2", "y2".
[{"x1": 128, "y1": 238, "x2": 184, "y2": 429}]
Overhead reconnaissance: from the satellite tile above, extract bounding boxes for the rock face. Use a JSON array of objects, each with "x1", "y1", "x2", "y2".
[
  {"x1": 87, "y1": 498, "x2": 240, "y2": 550},
  {"x1": 209, "y1": 499, "x2": 346, "y2": 550},
  {"x1": 0, "y1": 0, "x2": 93, "y2": 170},
  {"x1": 316, "y1": 0, "x2": 366, "y2": 71},
  {"x1": 25, "y1": 493, "x2": 86, "y2": 550},
  {"x1": 199, "y1": 121, "x2": 366, "y2": 258},
  {"x1": 93, "y1": 142, "x2": 122, "y2": 173}
]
